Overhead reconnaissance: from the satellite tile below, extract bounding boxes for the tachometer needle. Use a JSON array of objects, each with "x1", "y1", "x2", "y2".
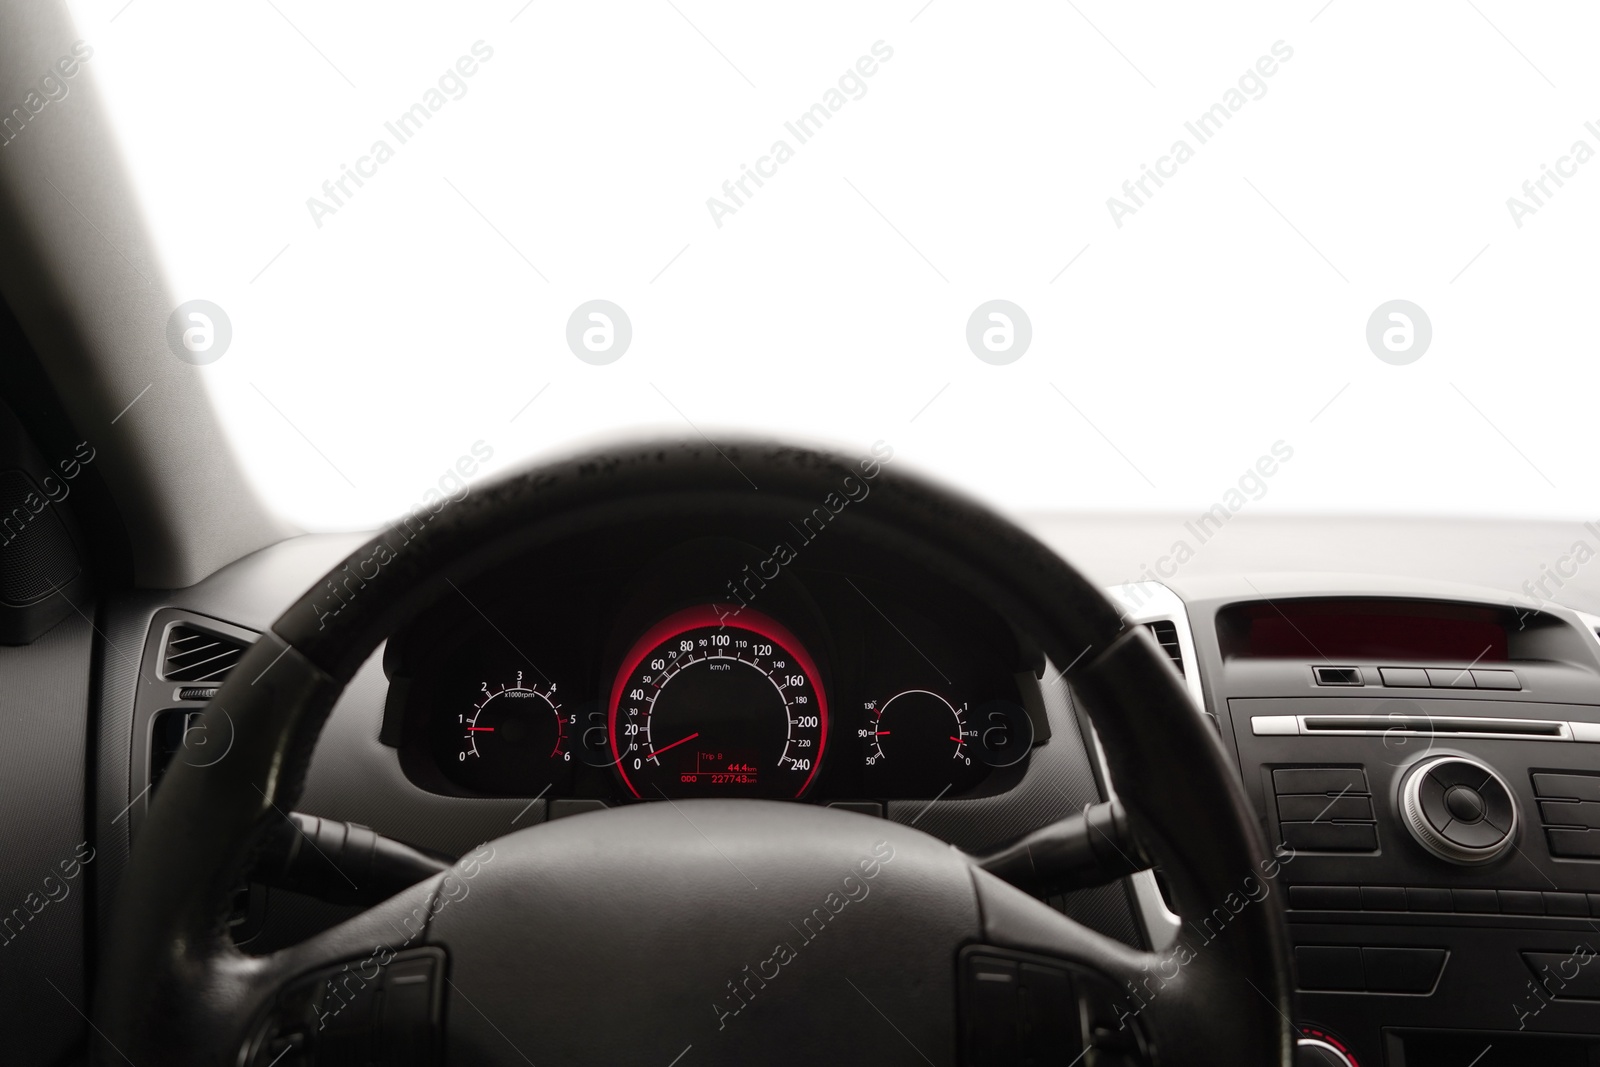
[
  {"x1": 468, "y1": 727, "x2": 495, "y2": 732},
  {"x1": 650, "y1": 731, "x2": 700, "y2": 761}
]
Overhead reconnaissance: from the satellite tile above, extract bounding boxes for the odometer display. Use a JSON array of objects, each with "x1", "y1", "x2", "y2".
[{"x1": 608, "y1": 605, "x2": 827, "y2": 799}]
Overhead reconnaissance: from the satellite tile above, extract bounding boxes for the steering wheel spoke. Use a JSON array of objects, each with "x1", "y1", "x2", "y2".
[
  {"x1": 959, "y1": 872, "x2": 1160, "y2": 1065},
  {"x1": 238, "y1": 879, "x2": 449, "y2": 1067}
]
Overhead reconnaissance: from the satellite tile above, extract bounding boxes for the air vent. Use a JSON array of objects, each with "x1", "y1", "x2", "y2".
[
  {"x1": 1143, "y1": 620, "x2": 1185, "y2": 677},
  {"x1": 161, "y1": 624, "x2": 249, "y2": 683}
]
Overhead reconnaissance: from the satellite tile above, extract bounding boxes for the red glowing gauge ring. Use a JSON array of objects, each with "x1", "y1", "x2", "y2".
[
  {"x1": 1298, "y1": 1027, "x2": 1360, "y2": 1067},
  {"x1": 607, "y1": 604, "x2": 828, "y2": 799}
]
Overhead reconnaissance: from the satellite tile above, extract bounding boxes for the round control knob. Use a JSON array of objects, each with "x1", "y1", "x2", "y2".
[
  {"x1": 1297, "y1": 1036, "x2": 1358, "y2": 1066},
  {"x1": 1400, "y1": 755, "x2": 1517, "y2": 864},
  {"x1": 1444, "y1": 784, "x2": 1485, "y2": 821}
]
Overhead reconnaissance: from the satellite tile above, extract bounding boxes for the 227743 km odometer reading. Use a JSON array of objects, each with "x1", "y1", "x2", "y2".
[{"x1": 608, "y1": 605, "x2": 827, "y2": 799}]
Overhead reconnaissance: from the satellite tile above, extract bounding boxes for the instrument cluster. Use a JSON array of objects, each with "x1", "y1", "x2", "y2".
[{"x1": 383, "y1": 533, "x2": 1044, "y2": 804}]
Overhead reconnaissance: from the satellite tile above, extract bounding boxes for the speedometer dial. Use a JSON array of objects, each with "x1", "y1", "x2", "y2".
[{"x1": 608, "y1": 605, "x2": 827, "y2": 799}]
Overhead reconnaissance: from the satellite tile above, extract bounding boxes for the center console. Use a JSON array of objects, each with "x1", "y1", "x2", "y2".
[{"x1": 1181, "y1": 578, "x2": 1600, "y2": 1067}]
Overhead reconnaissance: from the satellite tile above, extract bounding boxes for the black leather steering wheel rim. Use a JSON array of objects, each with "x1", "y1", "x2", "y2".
[{"x1": 94, "y1": 438, "x2": 1294, "y2": 1065}]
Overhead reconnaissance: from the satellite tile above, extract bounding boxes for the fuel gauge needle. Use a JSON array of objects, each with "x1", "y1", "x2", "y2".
[{"x1": 649, "y1": 731, "x2": 700, "y2": 762}]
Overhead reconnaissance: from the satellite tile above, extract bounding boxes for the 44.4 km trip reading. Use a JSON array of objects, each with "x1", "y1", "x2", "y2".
[{"x1": 608, "y1": 605, "x2": 828, "y2": 799}]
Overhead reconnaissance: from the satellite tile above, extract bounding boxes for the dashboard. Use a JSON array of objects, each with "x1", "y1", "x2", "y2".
[
  {"x1": 383, "y1": 533, "x2": 1042, "y2": 805},
  {"x1": 60, "y1": 518, "x2": 1600, "y2": 1067}
]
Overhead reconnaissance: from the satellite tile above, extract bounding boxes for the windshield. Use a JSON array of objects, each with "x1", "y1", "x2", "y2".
[{"x1": 65, "y1": 2, "x2": 1595, "y2": 530}]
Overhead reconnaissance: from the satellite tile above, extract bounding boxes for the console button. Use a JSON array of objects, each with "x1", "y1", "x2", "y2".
[
  {"x1": 1533, "y1": 772, "x2": 1600, "y2": 801},
  {"x1": 1405, "y1": 887, "x2": 1453, "y2": 912},
  {"x1": 1522, "y1": 952, "x2": 1600, "y2": 1000},
  {"x1": 1419, "y1": 775, "x2": 1452, "y2": 827},
  {"x1": 1543, "y1": 891, "x2": 1589, "y2": 917},
  {"x1": 1275, "y1": 767, "x2": 1369, "y2": 796},
  {"x1": 1282, "y1": 822, "x2": 1379, "y2": 853},
  {"x1": 1482, "y1": 784, "x2": 1517, "y2": 832},
  {"x1": 1361, "y1": 886, "x2": 1406, "y2": 911},
  {"x1": 1295, "y1": 946, "x2": 1363, "y2": 992},
  {"x1": 1471, "y1": 669, "x2": 1520, "y2": 689},
  {"x1": 1499, "y1": 890, "x2": 1544, "y2": 915},
  {"x1": 1289, "y1": 885, "x2": 1361, "y2": 910},
  {"x1": 1444, "y1": 784, "x2": 1485, "y2": 822},
  {"x1": 1429, "y1": 761, "x2": 1490, "y2": 790},
  {"x1": 1425, "y1": 668, "x2": 1476, "y2": 689},
  {"x1": 1442, "y1": 818, "x2": 1506, "y2": 849},
  {"x1": 1380, "y1": 667, "x2": 1430, "y2": 688},
  {"x1": 1547, "y1": 828, "x2": 1600, "y2": 859},
  {"x1": 1278, "y1": 795, "x2": 1373, "y2": 822},
  {"x1": 1540, "y1": 799, "x2": 1600, "y2": 829},
  {"x1": 1362, "y1": 947, "x2": 1446, "y2": 994},
  {"x1": 1451, "y1": 888, "x2": 1498, "y2": 913}
]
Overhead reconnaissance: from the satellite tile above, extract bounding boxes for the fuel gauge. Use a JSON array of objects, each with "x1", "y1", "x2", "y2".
[{"x1": 864, "y1": 689, "x2": 972, "y2": 769}]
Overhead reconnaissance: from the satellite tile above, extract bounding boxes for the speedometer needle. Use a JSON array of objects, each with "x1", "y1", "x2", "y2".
[{"x1": 650, "y1": 731, "x2": 700, "y2": 761}]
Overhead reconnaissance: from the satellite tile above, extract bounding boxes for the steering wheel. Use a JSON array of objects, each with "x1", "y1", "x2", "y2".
[{"x1": 94, "y1": 439, "x2": 1293, "y2": 1066}]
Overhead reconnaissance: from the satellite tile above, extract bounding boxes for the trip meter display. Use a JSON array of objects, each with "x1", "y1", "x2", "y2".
[{"x1": 608, "y1": 605, "x2": 827, "y2": 799}]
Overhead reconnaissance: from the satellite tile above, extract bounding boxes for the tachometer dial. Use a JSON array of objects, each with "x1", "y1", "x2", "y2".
[
  {"x1": 609, "y1": 605, "x2": 827, "y2": 799},
  {"x1": 458, "y1": 672, "x2": 568, "y2": 776}
]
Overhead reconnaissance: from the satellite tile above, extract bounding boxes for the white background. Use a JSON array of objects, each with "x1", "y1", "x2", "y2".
[{"x1": 64, "y1": 0, "x2": 1600, "y2": 530}]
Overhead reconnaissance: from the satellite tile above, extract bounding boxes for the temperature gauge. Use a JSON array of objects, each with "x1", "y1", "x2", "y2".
[
  {"x1": 860, "y1": 688, "x2": 1032, "y2": 797},
  {"x1": 863, "y1": 689, "x2": 972, "y2": 768}
]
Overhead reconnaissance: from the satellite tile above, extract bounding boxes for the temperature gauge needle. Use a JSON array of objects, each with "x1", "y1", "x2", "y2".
[{"x1": 650, "y1": 731, "x2": 700, "y2": 761}]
